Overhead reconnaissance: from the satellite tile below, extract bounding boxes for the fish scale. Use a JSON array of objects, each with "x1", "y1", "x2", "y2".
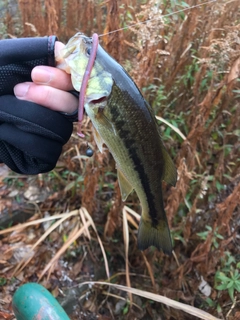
[{"x1": 104, "y1": 84, "x2": 169, "y2": 232}]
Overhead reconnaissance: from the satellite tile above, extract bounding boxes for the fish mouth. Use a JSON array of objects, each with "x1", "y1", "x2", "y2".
[
  {"x1": 86, "y1": 94, "x2": 108, "y2": 105},
  {"x1": 90, "y1": 96, "x2": 108, "y2": 104}
]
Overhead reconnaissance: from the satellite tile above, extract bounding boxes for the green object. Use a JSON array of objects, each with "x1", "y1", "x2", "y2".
[{"x1": 12, "y1": 283, "x2": 70, "y2": 320}]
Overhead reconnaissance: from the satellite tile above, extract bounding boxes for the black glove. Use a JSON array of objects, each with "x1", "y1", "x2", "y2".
[{"x1": 0, "y1": 36, "x2": 73, "y2": 174}]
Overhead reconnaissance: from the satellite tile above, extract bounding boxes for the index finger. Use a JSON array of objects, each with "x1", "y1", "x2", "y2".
[{"x1": 31, "y1": 66, "x2": 74, "y2": 91}]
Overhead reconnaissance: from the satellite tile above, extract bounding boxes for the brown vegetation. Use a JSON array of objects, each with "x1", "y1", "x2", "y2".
[{"x1": 0, "y1": 0, "x2": 240, "y2": 319}]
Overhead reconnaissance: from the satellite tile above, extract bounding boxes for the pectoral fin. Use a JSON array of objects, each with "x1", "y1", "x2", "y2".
[
  {"x1": 117, "y1": 169, "x2": 133, "y2": 201},
  {"x1": 162, "y1": 146, "x2": 177, "y2": 186},
  {"x1": 92, "y1": 126, "x2": 104, "y2": 153},
  {"x1": 97, "y1": 111, "x2": 117, "y2": 136}
]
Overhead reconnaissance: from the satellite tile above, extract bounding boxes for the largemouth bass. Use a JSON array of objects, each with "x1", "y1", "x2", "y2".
[{"x1": 57, "y1": 33, "x2": 177, "y2": 254}]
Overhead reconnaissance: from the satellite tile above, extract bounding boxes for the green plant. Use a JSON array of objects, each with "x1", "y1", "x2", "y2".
[
  {"x1": 205, "y1": 297, "x2": 222, "y2": 314},
  {"x1": 3, "y1": 176, "x2": 24, "y2": 188},
  {"x1": 215, "y1": 269, "x2": 240, "y2": 301},
  {"x1": 0, "y1": 277, "x2": 7, "y2": 286},
  {"x1": 122, "y1": 300, "x2": 130, "y2": 315},
  {"x1": 214, "y1": 252, "x2": 240, "y2": 302},
  {"x1": 233, "y1": 88, "x2": 240, "y2": 98},
  {"x1": 171, "y1": 229, "x2": 186, "y2": 246},
  {"x1": 143, "y1": 84, "x2": 168, "y2": 114},
  {"x1": 197, "y1": 226, "x2": 224, "y2": 249},
  {"x1": 182, "y1": 57, "x2": 200, "y2": 88}
]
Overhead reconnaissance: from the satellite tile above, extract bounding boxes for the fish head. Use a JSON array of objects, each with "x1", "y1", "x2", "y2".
[{"x1": 56, "y1": 32, "x2": 113, "y2": 104}]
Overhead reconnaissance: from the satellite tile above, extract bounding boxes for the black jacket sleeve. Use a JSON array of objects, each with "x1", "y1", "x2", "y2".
[
  {"x1": 0, "y1": 36, "x2": 56, "y2": 95},
  {"x1": 0, "y1": 36, "x2": 73, "y2": 174}
]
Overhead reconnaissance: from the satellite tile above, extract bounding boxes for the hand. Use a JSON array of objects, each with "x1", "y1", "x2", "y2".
[
  {"x1": 14, "y1": 42, "x2": 78, "y2": 114},
  {"x1": 0, "y1": 37, "x2": 74, "y2": 174}
]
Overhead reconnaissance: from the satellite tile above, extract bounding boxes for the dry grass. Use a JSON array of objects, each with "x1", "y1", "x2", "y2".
[
  {"x1": 79, "y1": 281, "x2": 221, "y2": 320},
  {"x1": 0, "y1": 0, "x2": 240, "y2": 319}
]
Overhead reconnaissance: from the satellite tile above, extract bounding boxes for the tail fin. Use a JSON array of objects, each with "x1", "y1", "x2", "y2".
[{"x1": 137, "y1": 218, "x2": 172, "y2": 255}]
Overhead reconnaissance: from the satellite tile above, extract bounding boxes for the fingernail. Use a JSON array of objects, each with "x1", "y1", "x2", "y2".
[
  {"x1": 32, "y1": 66, "x2": 52, "y2": 84},
  {"x1": 14, "y1": 83, "x2": 30, "y2": 98}
]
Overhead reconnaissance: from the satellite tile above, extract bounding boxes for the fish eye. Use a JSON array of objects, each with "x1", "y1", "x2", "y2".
[{"x1": 86, "y1": 48, "x2": 91, "y2": 56}]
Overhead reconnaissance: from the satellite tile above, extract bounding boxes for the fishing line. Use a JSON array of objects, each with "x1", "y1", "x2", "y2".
[{"x1": 98, "y1": 0, "x2": 217, "y2": 38}]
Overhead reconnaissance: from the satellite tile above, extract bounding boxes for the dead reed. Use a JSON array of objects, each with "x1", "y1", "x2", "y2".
[{"x1": 1, "y1": 0, "x2": 240, "y2": 318}]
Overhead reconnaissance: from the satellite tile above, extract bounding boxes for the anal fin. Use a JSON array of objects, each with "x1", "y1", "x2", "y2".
[{"x1": 117, "y1": 168, "x2": 133, "y2": 201}]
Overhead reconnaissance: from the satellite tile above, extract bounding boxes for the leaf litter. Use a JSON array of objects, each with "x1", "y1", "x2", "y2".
[{"x1": 0, "y1": 0, "x2": 240, "y2": 319}]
